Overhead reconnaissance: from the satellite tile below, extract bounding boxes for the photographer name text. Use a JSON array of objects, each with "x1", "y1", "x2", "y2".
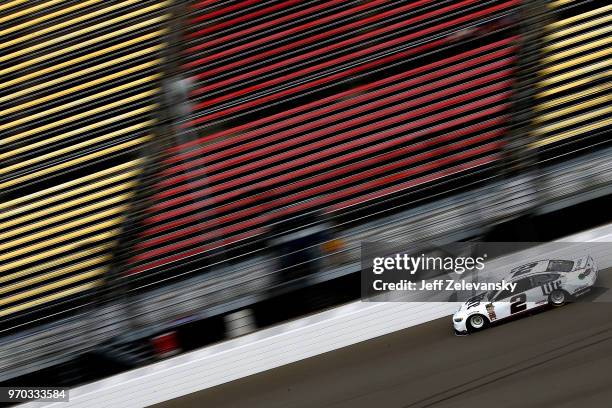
[{"x1": 372, "y1": 279, "x2": 517, "y2": 292}]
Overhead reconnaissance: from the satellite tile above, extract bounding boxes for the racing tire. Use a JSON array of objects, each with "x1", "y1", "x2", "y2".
[
  {"x1": 467, "y1": 314, "x2": 487, "y2": 332},
  {"x1": 549, "y1": 289, "x2": 567, "y2": 307}
]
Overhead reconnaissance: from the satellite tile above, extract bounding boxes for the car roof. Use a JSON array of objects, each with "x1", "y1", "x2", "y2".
[
  {"x1": 508, "y1": 270, "x2": 556, "y2": 283},
  {"x1": 509, "y1": 260, "x2": 549, "y2": 277}
]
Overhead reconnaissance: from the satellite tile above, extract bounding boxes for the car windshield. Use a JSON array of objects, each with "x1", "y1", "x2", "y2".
[{"x1": 547, "y1": 260, "x2": 574, "y2": 272}]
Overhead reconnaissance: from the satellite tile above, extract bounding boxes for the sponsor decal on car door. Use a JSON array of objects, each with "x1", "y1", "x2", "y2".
[{"x1": 533, "y1": 273, "x2": 562, "y2": 303}]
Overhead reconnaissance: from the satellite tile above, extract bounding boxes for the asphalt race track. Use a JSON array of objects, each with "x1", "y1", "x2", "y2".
[{"x1": 155, "y1": 269, "x2": 612, "y2": 408}]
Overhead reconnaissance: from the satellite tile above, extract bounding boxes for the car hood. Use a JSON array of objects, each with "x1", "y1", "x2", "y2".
[
  {"x1": 458, "y1": 292, "x2": 488, "y2": 312},
  {"x1": 572, "y1": 256, "x2": 589, "y2": 271}
]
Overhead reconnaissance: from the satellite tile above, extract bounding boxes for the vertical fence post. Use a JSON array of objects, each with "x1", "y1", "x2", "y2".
[
  {"x1": 503, "y1": 0, "x2": 552, "y2": 171},
  {"x1": 500, "y1": 0, "x2": 552, "y2": 216},
  {"x1": 94, "y1": 1, "x2": 192, "y2": 331}
]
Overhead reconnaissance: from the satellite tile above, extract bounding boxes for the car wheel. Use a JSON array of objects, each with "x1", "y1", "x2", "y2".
[
  {"x1": 468, "y1": 314, "x2": 486, "y2": 331},
  {"x1": 549, "y1": 289, "x2": 566, "y2": 306}
]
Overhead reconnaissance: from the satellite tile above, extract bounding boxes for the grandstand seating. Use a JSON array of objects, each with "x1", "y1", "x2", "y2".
[
  {"x1": 130, "y1": 0, "x2": 522, "y2": 280},
  {"x1": 0, "y1": 0, "x2": 170, "y2": 333},
  {"x1": 531, "y1": 1, "x2": 611, "y2": 159}
]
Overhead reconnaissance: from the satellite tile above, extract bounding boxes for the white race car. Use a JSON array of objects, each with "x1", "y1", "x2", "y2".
[{"x1": 453, "y1": 256, "x2": 597, "y2": 335}]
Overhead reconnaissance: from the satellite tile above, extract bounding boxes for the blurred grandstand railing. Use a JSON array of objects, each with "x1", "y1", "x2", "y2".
[{"x1": 98, "y1": 144, "x2": 612, "y2": 333}]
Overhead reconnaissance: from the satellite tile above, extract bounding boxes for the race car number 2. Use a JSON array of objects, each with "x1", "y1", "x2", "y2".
[{"x1": 510, "y1": 293, "x2": 527, "y2": 314}]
